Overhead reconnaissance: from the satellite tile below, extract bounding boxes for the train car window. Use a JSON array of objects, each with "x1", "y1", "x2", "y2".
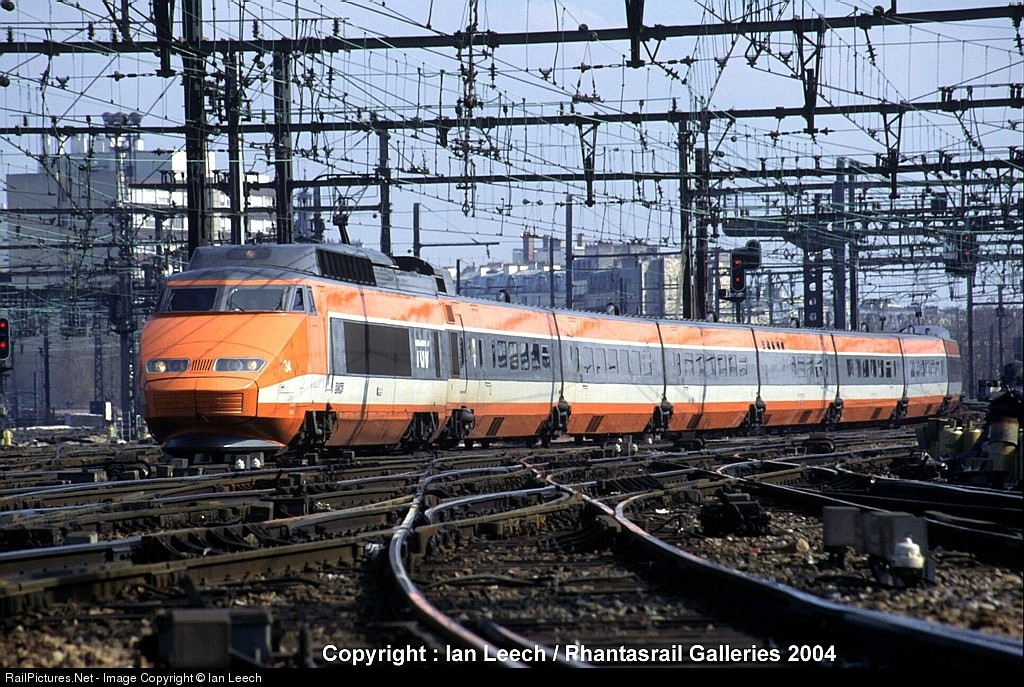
[
  {"x1": 642, "y1": 350, "x2": 653, "y2": 376},
  {"x1": 471, "y1": 338, "x2": 482, "y2": 368},
  {"x1": 884, "y1": 360, "x2": 894, "y2": 378},
  {"x1": 531, "y1": 344, "x2": 541, "y2": 369},
  {"x1": 344, "y1": 322, "x2": 412, "y2": 377},
  {"x1": 716, "y1": 354, "x2": 726, "y2": 377},
  {"x1": 570, "y1": 345, "x2": 579, "y2": 374},
  {"x1": 520, "y1": 342, "x2": 530, "y2": 370},
  {"x1": 449, "y1": 332, "x2": 462, "y2": 378},
  {"x1": 540, "y1": 345, "x2": 551, "y2": 369},
  {"x1": 581, "y1": 347, "x2": 593, "y2": 373},
  {"x1": 738, "y1": 355, "x2": 749, "y2": 377},
  {"x1": 227, "y1": 286, "x2": 287, "y2": 312},
  {"x1": 304, "y1": 287, "x2": 317, "y2": 314},
  {"x1": 683, "y1": 353, "x2": 695, "y2": 376},
  {"x1": 594, "y1": 348, "x2": 606, "y2": 373},
  {"x1": 434, "y1": 331, "x2": 443, "y2": 377},
  {"x1": 329, "y1": 318, "x2": 346, "y2": 374},
  {"x1": 706, "y1": 355, "x2": 716, "y2": 377},
  {"x1": 727, "y1": 354, "x2": 738, "y2": 377},
  {"x1": 289, "y1": 288, "x2": 305, "y2": 312},
  {"x1": 508, "y1": 341, "x2": 519, "y2": 370},
  {"x1": 496, "y1": 341, "x2": 508, "y2": 368},
  {"x1": 668, "y1": 351, "x2": 680, "y2": 379},
  {"x1": 164, "y1": 287, "x2": 217, "y2": 312}
]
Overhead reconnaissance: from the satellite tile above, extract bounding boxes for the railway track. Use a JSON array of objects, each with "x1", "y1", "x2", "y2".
[{"x1": 0, "y1": 426, "x2": 1020, "y2": 669}]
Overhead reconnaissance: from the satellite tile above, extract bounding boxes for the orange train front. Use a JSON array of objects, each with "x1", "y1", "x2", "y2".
[{"x1": 138, "y1": 242, "x2": 962, "y2": 462}]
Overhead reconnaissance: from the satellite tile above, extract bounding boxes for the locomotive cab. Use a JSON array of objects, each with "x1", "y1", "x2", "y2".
[{"x1": 140, "y1": 257, "x2": 324, "y2": 460}]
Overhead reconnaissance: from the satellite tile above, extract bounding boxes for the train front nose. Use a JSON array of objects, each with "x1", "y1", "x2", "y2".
[
  {"x1": 142, "y1": 375, "x2": 287, "y2": 454},
  {"x1": 145, "y1": 375, "x2": 257, "y2": 418}
]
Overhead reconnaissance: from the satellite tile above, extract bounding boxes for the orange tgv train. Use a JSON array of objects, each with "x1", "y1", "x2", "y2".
[{"x1": 138, "y1": 243, "x2": 962, "y2": 461}]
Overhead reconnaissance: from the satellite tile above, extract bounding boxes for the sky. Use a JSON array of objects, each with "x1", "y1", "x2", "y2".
[{"x1": 0, "y1": 1, "x2": 1021, "y2": 310}]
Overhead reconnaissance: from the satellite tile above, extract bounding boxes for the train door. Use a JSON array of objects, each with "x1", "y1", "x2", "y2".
[
  {"x1": 446, "y1": 305, "x2": 488, "y2": 442},
  {"x1": 299, "y1": 285, "x2": 324, "y2": 407},
  {"x1": 897, "y1": 336, "x2": 911, "y2": 414},
  {"x1": 324, "y1": 295, "x2": 406, "y2": 446},
  {"x1": 659, "y1": 322, "x2": 706, "y2": 432},
  {"x1": 326, "y1": 312, "x2": 368, "y2": 444},
  {"x1": 817, "y1": 332, "x2": 840, "y2": 420},
  {"x1": 697, "y1": 325, "x2": 753, "y2": 430}
]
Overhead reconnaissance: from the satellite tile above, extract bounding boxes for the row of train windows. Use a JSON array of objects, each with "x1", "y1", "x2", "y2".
[
  {"x1": 907, "y1": 358, "x2": 945, "y2": 379},
  {"x1": 455, "y1": 337, "x2": 552, "y2": 373},
  {"x1": 491, "y1": 339, "x2": 552, "y2": 371},
  {"x1": 675, "y1": 352, "x2": 750, "y2": 379},
  {"x1": 789, "y1": 356, "x2": 825, "y2": 379},
  {"x1": 463, "y1": 336, "x2": 658, "y2": 378},
  {"x1": 573, "y1": 345, "x2": 654, "y2": 376},
  {"x1": 846, "y1": 358, "x2": 896, "y2": 379}
]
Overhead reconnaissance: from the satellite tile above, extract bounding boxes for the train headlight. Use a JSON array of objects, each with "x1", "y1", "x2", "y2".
[
  {"x1": 145, "y1": 358, "x2": 189, "y2": 374},
  {"x1": 214, "y1": 357, "x2": 266, "y2": 372}
]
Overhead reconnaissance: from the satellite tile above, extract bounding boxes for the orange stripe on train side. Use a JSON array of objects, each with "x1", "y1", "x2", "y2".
[
  {"x1": 657, "y1": 323, "x2": 705, "y2": 346},
  {"x1": 700, "y1": 325, "x2": 755, "y2": 348},
  {"x1": 353, "y1": 291, "x2": 451, "y2": 325},
  {"x1": 899, "y1": 337, "x2": 947, "y2": 355},
  {"x1": 555, "y1": 313, "x2": 661, "y2": 343},
  {"x1": 753, "y1": 330, "x2": 829, "y2": 350},
  {"x1": 831, "y1": 335, "x2": 902, "y2": 354},
  {"x1": 447, "y1": 301, "x2": 557, "y2": 336},
  {"x1": 838, "y1": 398, "x2": 900, "y2": 422}
]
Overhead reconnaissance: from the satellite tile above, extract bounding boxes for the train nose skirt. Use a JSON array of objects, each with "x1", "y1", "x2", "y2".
[{"x1": 163, "y1": 433, "x2": 285, "y2": 454}]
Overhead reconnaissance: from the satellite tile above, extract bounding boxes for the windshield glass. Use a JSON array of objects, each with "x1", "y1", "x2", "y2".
[
  {"x1": 160, "y1": 286, "x2": 293, "y2": 313},
  {"x1": 164, "y1": 287, "x2": 217, "y2": 312},
  {"x1": 226, "y1": 286, "x2": 287, "y2": 311}
]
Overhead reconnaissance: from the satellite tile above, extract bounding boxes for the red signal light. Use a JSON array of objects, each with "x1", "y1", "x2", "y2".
[
  {"x1": 0, "y1": 317, "x2": 9, "y2": 361},
  {"x1": 728, "y1": 251, "x2": 747, "y2": 299}
]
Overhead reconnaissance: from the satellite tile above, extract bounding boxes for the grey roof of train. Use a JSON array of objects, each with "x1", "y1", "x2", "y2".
[
  {"x1": 186, "y1": 242, "x2": 395, "y2": 273},
  {"x1": 176, "y1": 243, "x2": 952, "y2": 341}
]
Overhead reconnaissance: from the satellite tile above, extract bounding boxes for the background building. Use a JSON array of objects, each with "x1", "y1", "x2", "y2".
[{"x1": 0, "y1": 122, "x2": 273, "y2": 431}]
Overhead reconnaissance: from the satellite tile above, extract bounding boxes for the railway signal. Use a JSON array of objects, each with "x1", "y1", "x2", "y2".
[
  {"x1": 0, "y1": 317, "x2": 10, "y2": 362},
  {"x1": 945, "y1": 227, "x2": 979, "y2": 275},
  {"x1": 956, "y1": 231, "x2": 977, "y2": 269},
  {"x1": 728, "y1": 253, "x2": 748, "y2": 300},
  {"x1": 724, "y1": 241, "x2": 761, "y2": 302}
]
